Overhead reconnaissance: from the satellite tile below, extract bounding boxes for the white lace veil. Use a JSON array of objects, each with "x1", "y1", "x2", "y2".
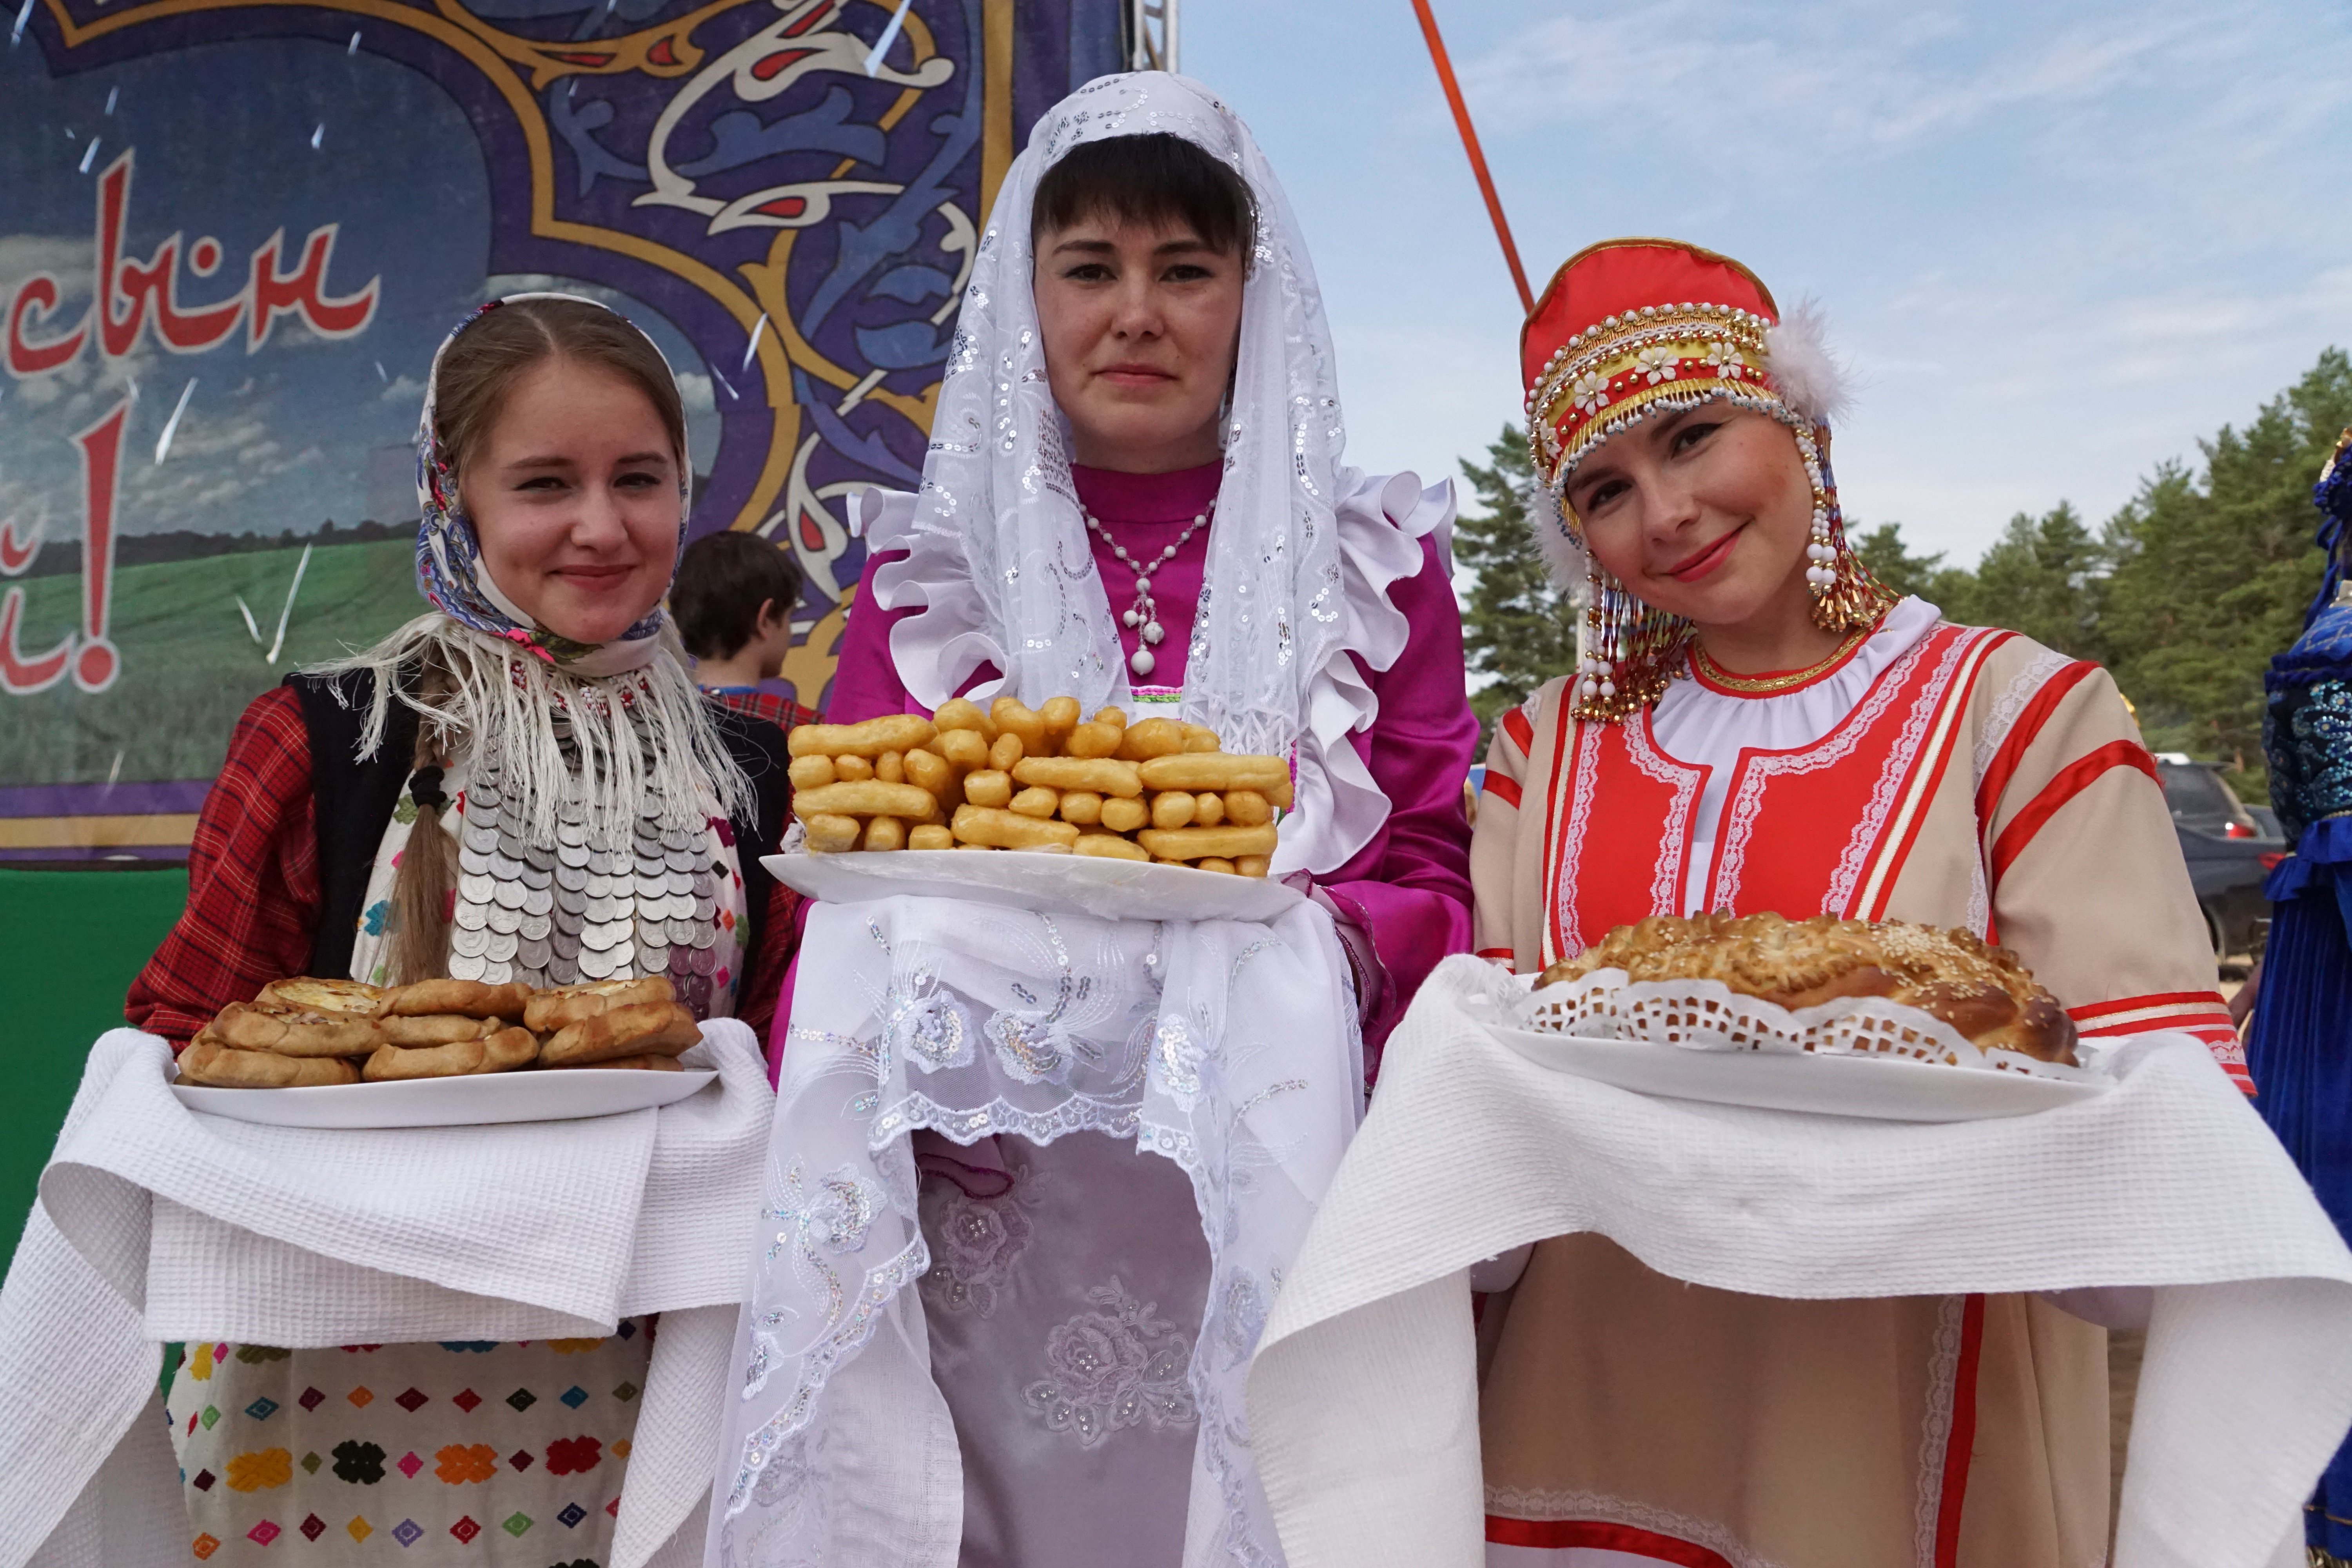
[{"x1": 873, "y1": 71, "x2": 1351, "y2": 763}]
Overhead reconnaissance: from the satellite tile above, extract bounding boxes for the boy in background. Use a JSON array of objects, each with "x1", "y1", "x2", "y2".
[{"x1": 672, "y1": 530, "x2": 818, "y2": 730}]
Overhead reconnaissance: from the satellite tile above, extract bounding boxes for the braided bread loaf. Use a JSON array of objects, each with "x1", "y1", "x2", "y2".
[{"x1": 1538, "y1": 912, "x2": 2079, "y2": 1065}]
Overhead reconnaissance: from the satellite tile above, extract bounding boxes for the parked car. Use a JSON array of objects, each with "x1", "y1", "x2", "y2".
[{"x1": 2153, "y1": 754, "x2": 2286, "y2": 958}]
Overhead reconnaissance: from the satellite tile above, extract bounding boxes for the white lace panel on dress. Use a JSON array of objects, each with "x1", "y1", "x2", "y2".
[{"x1": 710, "y1": 893, "x2": 1362, "y2": 1568}]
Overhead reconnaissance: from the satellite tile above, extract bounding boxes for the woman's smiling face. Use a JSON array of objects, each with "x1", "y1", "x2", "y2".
[
  {"x1": 459, "y1": 354, "x2": 682, "y2": 645},
  {"x1": 1564, "y1": 404, "x2": 1818, "y2": 631}
]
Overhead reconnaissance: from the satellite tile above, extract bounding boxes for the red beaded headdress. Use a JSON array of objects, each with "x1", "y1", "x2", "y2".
[{"x1": 1520, "y1": 238, "x2": 1893, "y2": 720}]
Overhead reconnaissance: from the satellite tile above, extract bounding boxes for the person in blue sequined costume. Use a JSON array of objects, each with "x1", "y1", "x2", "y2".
[{"x1": 2247, "y1": 426, "x2": 2352, "y2": 1567}]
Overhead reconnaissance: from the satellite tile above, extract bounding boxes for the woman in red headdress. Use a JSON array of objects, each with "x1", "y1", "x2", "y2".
[{"x1": 1467, "y1": 240, "x2": 2242, "y2": 1565}]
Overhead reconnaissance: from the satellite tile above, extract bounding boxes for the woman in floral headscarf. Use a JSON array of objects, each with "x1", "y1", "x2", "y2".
[{"x1": 125, "y1": 293, "x2": 797, "y2": 1565}]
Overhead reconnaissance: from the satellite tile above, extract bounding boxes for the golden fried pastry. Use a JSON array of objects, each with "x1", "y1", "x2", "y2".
[
  {"x1": 1073, "y1": 833, "x2": 1151, "y2": 862},
  {"x1": 1538, "y1": 912, "x2": 2080, "y2": 1065},
  {"x1": 524, "y1": 976, "x2": 678, "y2": 1035},
  {"x1": 951, "y1": 804, "x2": 1080, "y2": 850},
  {"x1": 540, "y1": 1001, "x2": 702, "y2": 1067},
  {"x1": 788, "y1": 714, "x2": 936, "y2": 758},
  {"x1": 1011, "y1": 756, "x2": 1143, "y2": 797},
  {"x1": 380, "y1": 1013, "x2": 506, "y2": 1048},
  {"x1": 1114, "y1": 717, "x2": 1188, "y2": 761},
  {"x1": 937, "y1": 728, "x2": 991, "y2": 769},
  {"x1": 909, "y1": 824, "x2": 956, "y2": 850},
  {"x1": 180, "y1": 1034, "x2": 362, "y2": 1088},
  {"x1": 990, "y1": 697, "x2": 1050, "y2": 756},
  {"x1": 933, "y1": 697, "x2": 997, "y2": 741},
  {"x1": 792, "y1": 780, "x2": 942, "y2": 823},
  {"x1": 479, "y1": 1026, "x2": 540, "y2": 1072},
  {"x1": 211, "y1": 1001, "x2": 383, "y2": 1058},
  {"x1": 1137, "y1": 753, "x2": 1293, "y2": 806},
  {"x1": 1064, "y1": 720, "x2": 1124, "y2": 758},
  {"x1": 386, "y1": 978, "x2": 532, "y2": 1020},
  {"x1": 804, "y1": 813, "x2": 861, "y2": 853},
  {"x1": 1135, "y1": 825, "x2": 1280, "y2": 862},
  {"x1": 256, "y1": 977, "x2": 391, "y2": 1019},
  {"x1": 1098, "y1": 797, "x2": 1149, "y2": 833},
  {"x1": 363, "y1": 1038, "x2": 487, "y2": 1080},
  {"x1": 962, "y1": 769, "x2": 1014, "y2": 809},
  {"x1": 541, "y1": 1053, "x2": 684, "y2": 1072}
]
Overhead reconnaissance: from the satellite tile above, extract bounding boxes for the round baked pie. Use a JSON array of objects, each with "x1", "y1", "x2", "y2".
[{"x1": 1537, "y1": 912, "x2": 2080, "y2": 1066}]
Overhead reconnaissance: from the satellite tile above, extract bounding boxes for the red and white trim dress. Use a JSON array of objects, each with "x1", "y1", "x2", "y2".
[{"x1": 1465, "y1": 600, "x2": 2239, "y2": 1568}]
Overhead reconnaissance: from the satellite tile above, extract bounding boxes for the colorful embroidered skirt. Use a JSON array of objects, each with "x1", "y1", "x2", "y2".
[{"x1": 160, "y1": 1327, "x2": 651, "y2": 1565}]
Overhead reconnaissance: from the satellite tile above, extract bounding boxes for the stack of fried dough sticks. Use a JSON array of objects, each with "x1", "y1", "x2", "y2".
[
  {"x1": 176, "y1": 975, "x2": 705, "y2": 1087},
  {"x1": 788, "y1": 697, "x2": 1290, "y2": 875}
]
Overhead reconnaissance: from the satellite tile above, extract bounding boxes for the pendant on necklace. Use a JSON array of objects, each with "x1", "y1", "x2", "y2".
[{"x1": 1087, "y1": 506, "x2": 1210, "y2": 679}]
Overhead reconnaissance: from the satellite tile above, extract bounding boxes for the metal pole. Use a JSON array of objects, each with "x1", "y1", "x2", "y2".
[
  {"x1": 1165, "y1": 0, "x2": 1178, "y2": 72},
  {"x1": 1408, "y1": 0, "x2": 1534, "y2": 314}
]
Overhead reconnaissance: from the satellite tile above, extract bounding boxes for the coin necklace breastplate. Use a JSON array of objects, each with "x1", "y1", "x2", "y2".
[{"x1": 450, "y1": 761, "x2": 733, "y2": 1018}]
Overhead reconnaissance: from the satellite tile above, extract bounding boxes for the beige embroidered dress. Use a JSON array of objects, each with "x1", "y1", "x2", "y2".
[{"x1": 1466, "y1": 604, "x2": 2242, "y2": 1568}]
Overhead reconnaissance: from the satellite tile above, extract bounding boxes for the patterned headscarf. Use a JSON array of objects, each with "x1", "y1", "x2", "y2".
[{"x1": 413, "y1": 293, "x2": 689, "y2": 677}]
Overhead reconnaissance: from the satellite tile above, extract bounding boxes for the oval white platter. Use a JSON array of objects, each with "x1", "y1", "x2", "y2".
[
  {"x1": 169, "y1": 1068, "x2": 718, "y2": 1130},
  {"x1": 1488, "y1": 1028, "x2": 2106, "y2": 1123},
  {"x1": 764, "y1": 848, "x2": 1305, "y2": 924}
]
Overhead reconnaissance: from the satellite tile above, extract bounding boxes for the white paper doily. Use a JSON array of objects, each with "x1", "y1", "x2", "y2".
[{"x1": 1515, "y1": 967, "x2": 2107, "y2": 1085}]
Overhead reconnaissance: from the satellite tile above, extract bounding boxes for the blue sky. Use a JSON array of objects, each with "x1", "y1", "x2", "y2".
[{"x1": 1187, "y1": 0, "x2": 2352, "y2": 565}]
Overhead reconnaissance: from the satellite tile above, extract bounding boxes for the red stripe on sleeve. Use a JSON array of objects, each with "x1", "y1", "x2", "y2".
[
  {"x1": 1975, "y1": 659, "x2": 2100, "y2": 822},
  {"x1": 1501, "y1": 704, "x2": 1534, "y2": 755},
  {"x1": 1485, "y1": 1516, "x2": 1735, "y2": 1566},
  {"x1": 1988, "y1": 739, "x2": 2159, "y2": 886},
  {"x1": 2070, "y1": 989, "x2": 2231, "y2": 1023},
  {"x1": 1481, "y1": 771, "x2": 1523, "y2": 809}
]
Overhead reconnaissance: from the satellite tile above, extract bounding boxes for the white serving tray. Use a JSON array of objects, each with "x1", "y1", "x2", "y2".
[
  {"x1": 763, "y1": 848, "x2": 1305, "y2": 924},
  {"x1": 169, "y1": 1067, "x2": 717, "y2": 1129},
  {"x1": 1488, "y1": 1027, "x2": 2105, "y2": 1122}
]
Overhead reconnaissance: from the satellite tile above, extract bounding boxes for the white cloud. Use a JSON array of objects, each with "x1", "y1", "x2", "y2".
[{"x1": 379, "y1": 374, "x2": 425, "y2": 404}]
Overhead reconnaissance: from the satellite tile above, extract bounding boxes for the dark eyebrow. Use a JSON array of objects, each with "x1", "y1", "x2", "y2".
[
  {"x1": 1052, "y1": 238, "x2": 1117, "y2": 257},
  {"x1": 502, "y1": 451, "x2": 671, "y2": 472},
  {"x1": 1154, "y1": 237, "x2": 1216, "y2": 257}
]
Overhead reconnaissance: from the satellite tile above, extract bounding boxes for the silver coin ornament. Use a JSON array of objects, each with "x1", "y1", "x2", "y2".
[{"x1": 440, "y1": 765, "x2": 737, "y2": 1018}]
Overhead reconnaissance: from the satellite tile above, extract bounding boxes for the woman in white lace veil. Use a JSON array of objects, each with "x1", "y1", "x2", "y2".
[{"x1": 708, "y1": 71, "x2": 1477, "y2": 1568}]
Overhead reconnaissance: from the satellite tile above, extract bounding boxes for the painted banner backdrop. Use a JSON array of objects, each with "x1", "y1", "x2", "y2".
[{"x1": 0, "y1": 0, "x2": 1120, "y2": 858}]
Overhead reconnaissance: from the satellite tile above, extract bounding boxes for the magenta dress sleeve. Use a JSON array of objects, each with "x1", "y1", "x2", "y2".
[
  {"x1": 826, "y1": 548, "x2": 920, "y2": 724},
  {"x1": 1314, "y1": 534, "x2": 1477, "y2": 1073}
]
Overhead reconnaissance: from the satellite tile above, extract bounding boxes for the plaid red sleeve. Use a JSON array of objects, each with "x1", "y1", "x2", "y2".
[
  {"x1": 709, "y1": 687, "x2": 820, "y2": 733},
  {"x1": 124, "y1": 685, "x2": 322, "y2": 1048},
  {"x1": 733, "y1": 878, "x2": 805, "y2": 1044}
]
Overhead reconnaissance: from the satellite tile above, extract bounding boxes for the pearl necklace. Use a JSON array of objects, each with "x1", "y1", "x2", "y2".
[{"x1": 1083, "y1": 505, "x2": 1212, "y2": 678}]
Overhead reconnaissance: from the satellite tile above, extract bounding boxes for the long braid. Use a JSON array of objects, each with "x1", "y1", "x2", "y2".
[{"x1": 385, "y1": 657, "x2": 459, "y2": 985}]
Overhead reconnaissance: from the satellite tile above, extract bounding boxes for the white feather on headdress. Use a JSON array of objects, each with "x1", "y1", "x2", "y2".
[
  {"x1": 1761, "y1": 299, "x2": 1850, "y2": 425},
  {"x1": 1533, "y1": 485, "x2": 1589, "y2": 594}
]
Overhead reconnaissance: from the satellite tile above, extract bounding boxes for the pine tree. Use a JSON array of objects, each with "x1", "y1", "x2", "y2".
[
  {"x1": 2102, "y1": 349, "x2": 2352, "y2": 792},
  {"x1": 1966, "y1": 502, "x2": 2111, "y2": 661},
  {"x1": 1455, "y1": 425, "x2": 1579, "y2": 747}
]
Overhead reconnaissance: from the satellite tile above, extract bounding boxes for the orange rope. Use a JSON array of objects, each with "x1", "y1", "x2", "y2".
[{"x1": 1408, "y1": 0, "x2": 1533, "y2": 314}]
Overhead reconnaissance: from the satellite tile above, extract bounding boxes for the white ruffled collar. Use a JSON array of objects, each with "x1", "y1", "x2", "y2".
[{"x1": 861, "y1": 467, "x2": 1452, "y2": 876}]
